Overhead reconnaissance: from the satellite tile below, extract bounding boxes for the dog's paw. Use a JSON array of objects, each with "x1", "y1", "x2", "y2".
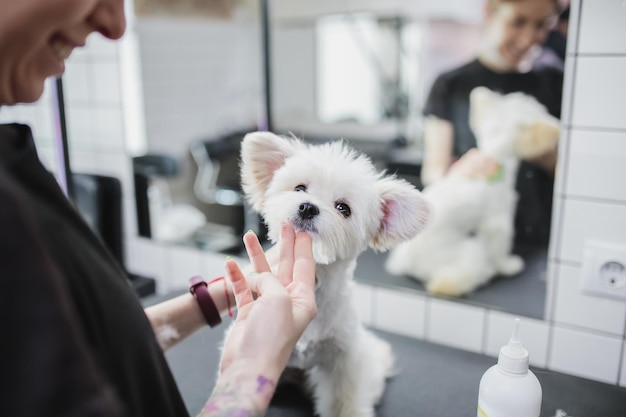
[
  {"x1": 515, "y1": 118, "x2": 560, "y2": 159},
  {"x1": 497, "y1": 255, "x2": 525, "y2": 276},
  {"x1": 427, "y1": 278, "x2": 467, "y2": 297}
]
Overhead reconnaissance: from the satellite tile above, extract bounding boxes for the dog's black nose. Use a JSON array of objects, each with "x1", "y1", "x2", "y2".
[{"x1": 298, "y1": 202, "x2": 319, "y2": 220}]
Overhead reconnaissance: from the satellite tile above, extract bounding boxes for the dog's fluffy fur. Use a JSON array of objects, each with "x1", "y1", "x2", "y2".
[
  {"x1": 385, "y1": 87, "x2": 560, "y2": 297},
  {"x1": 240, "y1": 132, "x2": 430, "y2": 417}
]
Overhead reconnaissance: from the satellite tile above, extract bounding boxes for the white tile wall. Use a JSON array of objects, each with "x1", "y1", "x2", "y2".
[
  {"x1": 578, "y1": 0, "x2": 626, "y2": 55},
  {"x1": 565, "y1": 129, "x2": 626, "y2": 202},
  {"x1": 373, "y1": 287, "x2": 426, "y2": 339},
  {"x1": 64, "y1": 57, "x2": 92, "y2": 103},
  {"x1": 92, "y1": 61, "x2": 122, "y2": 105},
  {"x1": 544, "y1": 0, "x2": 626, "y2": 386},
  {"x1": 553, "y1": 263, "x2": 626, "y2": 336},
  {"x1": 570, "y1": 56, "x2": 626, "y2": 130},
  {"x1": 86, "y1": 33, "x2": 119, "y2": 58},
  {"x1": 427, "y1": 298, "x2": 485, "y2": 353},
  {"x1": 549, "y1": 325, "x2": 623, "y2": 384},
  {"x1": 66, "y1": 107, "x2": 97, "y2": 151},
  {"x1": 485, "y1": 311, "x2": 550, "y2": 368},
  {"x1": 558, "y1": 198, "x2": 626, "y2": 263},
  {"x1": 94, "y1": 108, "x2": 126, "y2": 153}
]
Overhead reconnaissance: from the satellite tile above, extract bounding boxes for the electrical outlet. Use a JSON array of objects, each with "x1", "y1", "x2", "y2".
[{"x1": 580, "y1": 240, "x2": 626, "y2": 301}]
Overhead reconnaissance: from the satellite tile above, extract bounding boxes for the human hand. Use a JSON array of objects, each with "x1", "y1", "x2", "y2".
[
  {"x1": 523, "y1": 145, "x2": 558, "y2": 174},
  {"x1": 219, "y1": 225, "x2": 317, "y2": 381},
  {"x1": 448, "y1": 148, "x2": 501, "y2": 181}
]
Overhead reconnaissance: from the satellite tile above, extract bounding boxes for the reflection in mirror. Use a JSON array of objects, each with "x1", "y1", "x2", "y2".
[
  {"x1": 130, "y1": 3, "x2": 261, "y2": 253},
  {"x1": 316, "y1": 14, "x2": 417, "y2": 125}
]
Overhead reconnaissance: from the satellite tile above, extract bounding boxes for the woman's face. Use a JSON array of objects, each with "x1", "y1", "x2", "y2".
[
  {"x1": 0, "y1": 0, "x2": 126, "y2": 105},
  {"x1": 484, "y1": 0, "x2": 557, "y2": 70}
]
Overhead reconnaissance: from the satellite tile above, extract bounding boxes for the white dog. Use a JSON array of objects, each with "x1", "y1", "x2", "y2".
[
  {"x1": 385, "y1": 87, "x2": 560, "y2": 297},
  {"x1": 239, "y1": 132, "x2": 430, "y2": 417}
]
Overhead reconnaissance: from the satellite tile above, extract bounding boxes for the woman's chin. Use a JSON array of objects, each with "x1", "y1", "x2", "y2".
[{"x1": 13, "y1": 82, "x2": 47, "y2": 105}]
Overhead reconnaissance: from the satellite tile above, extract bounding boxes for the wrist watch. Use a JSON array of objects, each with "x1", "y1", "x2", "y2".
[{"x1": 189, "y1": 276, "x2": 221, "y2": 327}]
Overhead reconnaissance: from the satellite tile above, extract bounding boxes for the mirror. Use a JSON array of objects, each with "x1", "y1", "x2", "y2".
[
  {"x1": 128, "y1": 1, "x2": 567, "y2": 320},
  {"x1": 269, "y1": 5, "x2": 565, "y2": 320},
  {"x1": 129, "y1": 2, "x2": 262, "y2": 253}
]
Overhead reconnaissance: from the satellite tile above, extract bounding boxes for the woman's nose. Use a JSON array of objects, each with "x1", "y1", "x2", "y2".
[
  {"x1": 518, "y1": 27, "x2": 537, "y2": 50},
  {"x1": 89, "y1": 0, "x2": 127, "y2": 40},
  {"x1": 514, "y1": 28, "x2": 539, "y2": 54}
]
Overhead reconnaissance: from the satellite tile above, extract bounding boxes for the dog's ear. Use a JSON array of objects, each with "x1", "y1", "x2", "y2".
[
  {"x1": 370, "y1": 177, "x2": 431, "y2": 251},
  {"x1": 469, "y1": 86, "x2": 498, "y2": 135},
  {"x1": 513, "y1": 116, "x2": 561, "y2": 159},
  {"x1": 241, "y1": 131, "x2": 297, "y2": 211}
]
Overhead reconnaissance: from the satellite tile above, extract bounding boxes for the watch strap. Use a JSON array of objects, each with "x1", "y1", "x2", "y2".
[{"x1": 189, "y1": 276, "x2": 221, "y2": 327}]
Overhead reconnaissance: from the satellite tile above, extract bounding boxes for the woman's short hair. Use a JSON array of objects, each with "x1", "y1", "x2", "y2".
[{"x1": 486, "y1": 0, "x2": 560, "y2": 13}]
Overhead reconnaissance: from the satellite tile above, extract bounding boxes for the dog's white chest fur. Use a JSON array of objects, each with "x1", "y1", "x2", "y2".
[{"x1": 289, "y1": 261, "x2": 358, "y2": 368}]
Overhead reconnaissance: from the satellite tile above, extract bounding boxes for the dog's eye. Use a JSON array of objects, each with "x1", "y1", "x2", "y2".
[
  {"x1": 335, "y1": 202, "x2": 351, "y2": 218},
  {"x1": 294, "y1": 184, "x2": 307, "y2": 192}
]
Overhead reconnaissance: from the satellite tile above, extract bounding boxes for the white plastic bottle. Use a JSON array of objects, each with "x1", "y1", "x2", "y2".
[{"x1": 477, "y1": 318, "x2": 542, "y2": 417}]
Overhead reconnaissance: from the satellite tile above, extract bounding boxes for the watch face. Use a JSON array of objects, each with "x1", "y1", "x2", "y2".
[{"x1": 189, "y1": 275, "x2": 205, "y2": 292}]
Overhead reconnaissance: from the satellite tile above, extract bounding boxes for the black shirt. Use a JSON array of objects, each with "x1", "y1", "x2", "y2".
[
  {"x1": 0, "y1": 124, "x2": 189, "y2": 417},
  {"x1": 423, "y1": 59, "x2": 564, "y2": 245}
]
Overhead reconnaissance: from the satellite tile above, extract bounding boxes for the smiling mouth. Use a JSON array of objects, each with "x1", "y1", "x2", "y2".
[
  {"x1": 51, "y1": 42, "x2": 73, "y2": 61},
  {"x1": 50, "y1": 35, "x2": 81, "y2": 61}
]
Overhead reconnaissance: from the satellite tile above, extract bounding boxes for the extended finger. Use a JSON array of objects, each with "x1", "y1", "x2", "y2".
[
  {"x1": 225, "y1": 258, "x2": 254, "y2": 309},
  {"x1": 243, "y1": 230, "x2": 272, "y2": 274},
  {"x1": 291, "y1": 231, "x2": 315, "y2": 292},
  {"x1": 288, "y1": 232, "x2": 317, "y2": 331},
  {"x1": 277, "y1": 224, "x2": 296, "y2": 286}
]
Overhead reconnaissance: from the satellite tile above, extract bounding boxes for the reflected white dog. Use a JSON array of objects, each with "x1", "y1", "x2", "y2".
[
  {"x1": 385, "y1": 87, "x2": 560, "y2": 297},
  {"x1": 240, "y1": 132, "x2": 430, "y2": 417}
]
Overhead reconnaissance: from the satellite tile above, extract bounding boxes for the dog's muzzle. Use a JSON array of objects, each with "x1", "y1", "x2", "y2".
[
  {"x1": 292, "y1": 201, "x2": 319, "y2": 232},
  {"x1": 298, "y1": 202, "x2": 319, "y2": 220}
]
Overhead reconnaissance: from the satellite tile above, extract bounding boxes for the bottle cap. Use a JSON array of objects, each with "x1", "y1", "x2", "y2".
[{"x1": 497, "y1": 318, "x2": 530, "y2": 374}]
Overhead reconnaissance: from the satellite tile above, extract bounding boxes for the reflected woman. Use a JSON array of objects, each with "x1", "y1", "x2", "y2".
[{"x1": 420, "y1": 0, "x2": 563, "y2": 247}]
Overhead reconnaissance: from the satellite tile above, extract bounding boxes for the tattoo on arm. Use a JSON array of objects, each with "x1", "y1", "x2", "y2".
[{"x1": 198, "y1": 375, "x2": 276, "y2": 417}]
